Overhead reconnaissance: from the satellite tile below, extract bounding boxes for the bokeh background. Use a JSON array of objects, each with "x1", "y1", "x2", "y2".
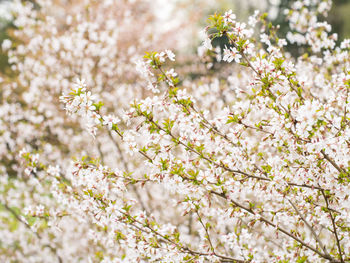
[{"x1": 1, "y1": 0, "x2": 349, "y2": 74}]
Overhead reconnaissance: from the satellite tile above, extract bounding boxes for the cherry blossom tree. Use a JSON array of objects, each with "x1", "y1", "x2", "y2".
[{"x1": 1, "y1": 0, "x2": 350, "y2": 262}]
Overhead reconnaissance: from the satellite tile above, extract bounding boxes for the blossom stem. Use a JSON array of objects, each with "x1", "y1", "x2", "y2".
[
  {"x1": 1, "y1": 202, "x2": 63, "y2": 263},
  {"x1": 320, "y1": 189, "x2": 344, "y2": 263},
  {"x1": 210, "y1": 191, "x2": 339, "y2": 262}
]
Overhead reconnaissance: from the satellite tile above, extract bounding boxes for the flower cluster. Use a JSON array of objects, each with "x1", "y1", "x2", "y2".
[{"x1": 0, "y1": 0, "x2": 350, "y2": 262}]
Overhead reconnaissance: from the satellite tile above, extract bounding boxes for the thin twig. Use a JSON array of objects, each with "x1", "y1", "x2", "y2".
[
  {"x1": 288, "y1": 199, "x2": 330, "y2": 257},
  {"x1": 107, "y1": 130, "x2": 150, "y2": 214},
  {"x1": 320, "y1": 150, "x2": 345, "y2": 174},
  {"x1": 195, "y1": 210, "x2": 215, "y2": 253},
  {"x1": 320, "y1": 189, "x2": 344, "y2": 263},
  {"x1": 146, "y1": 116, "x2": 331, "y2": 192},
  {"x1": 1, "y1": 202, "x2": 63, "y2": 263},
  {"x1": 95, "y1": 196, "x2": 247, "y2": 263},
  {"x1": 210, "y1": 191, "x2": 338, "y2": 262}
]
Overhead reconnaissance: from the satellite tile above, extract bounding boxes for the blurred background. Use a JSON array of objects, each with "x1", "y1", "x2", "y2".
[{"x1": 0, "y1": 0, "x2": 349, "y2": 73}]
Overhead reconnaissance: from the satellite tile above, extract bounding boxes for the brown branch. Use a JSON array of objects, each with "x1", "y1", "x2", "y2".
[
  {"x1": 146, "y1": 116, "x2": 333, "y2": 193},
  {"x1": 98, "y1": 197, "x2": 247, "y2": 263},
  {"x1": 288, "y1": 199, "x2": 330, "y2": 257},
  {"x1": 320, "y1": 189, "x2": 344, "y2": 263},
  {"x1": 195, "y1": 210, "x2": 215, "y2": 252},
  {"x1": 210, "y1": 191, "x2": 339, "y2": 262},
  {"x1": 320, "y1": 150, "x2": 345, "y2": 174},
  {"x1": 1, "y1": 202, "x2": 63, "y2": 263},
  {"x1": 111, "y1": 128, "x2": 153, "y2": 162},
  {"x1": 195, "y1": 210, "x2": 246, "y2": 262},
  {"x1": 159, "y1": 66, "x2": 239, "y2": 149},
  {"x1": 107, "y1": 130, "x2": 150, "y2": 214},
  {"x1": 147, "y1": 117, "x2": 270, "y2": 180}
]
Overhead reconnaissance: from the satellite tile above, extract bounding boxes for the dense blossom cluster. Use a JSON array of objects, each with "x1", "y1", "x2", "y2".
[{"x1": 0, "y1": 0, "x2": 350, "y2": 262}]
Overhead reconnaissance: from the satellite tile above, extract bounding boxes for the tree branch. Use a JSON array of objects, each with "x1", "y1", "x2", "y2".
[
  {"x1": 210, "y1": 191, "x2": 339, "y2": 262},
  {"x1": 287, "y1": 199, "x2": 330, "y2": 257},
  {"x1": 1, "y1": 202, "x2": 63, "y2": 263},
  {"x1": 320, "y1": 189, "x2": 344, "y2": 263}
]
